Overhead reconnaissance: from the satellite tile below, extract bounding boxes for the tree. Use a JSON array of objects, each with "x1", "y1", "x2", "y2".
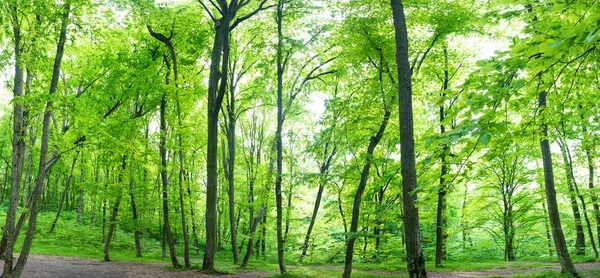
[
  {"x1": 197, "y1": 0, "x2": 272, "y2": 272},
  {"x1": 538, "y1": 91, "x2": 577, "y2": 276},
  {"x1": 391, "y1": 0, "x2": 427, "y2": 277}
]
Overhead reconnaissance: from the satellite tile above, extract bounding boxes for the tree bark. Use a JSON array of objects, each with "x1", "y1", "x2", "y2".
[
  {"x1": 10, "y1": 5, "x2": 70, "y2": 277},
  {"x1": 538, "y1": 91, "x2": 578, "y2": 276},
  {"x1": 561, "y1": 138, "x2": 598, "y2": 258},
  {"x1": 203, "y1": 16, "x2": 227, "y2": 274},
  {"x1": 241, "y1": 205, "x2": 266, "y2": 268},
  {"x1": 1, "y1": 2, "x2": 27, "y2": 270},
  {"x1": 435, "y1": 47, "x2": 450, "y2": 267},
  {"x1": 391, "y1": 1, "x2": 427, "y2": 277},
  {"x1": 556, "y1": 139, "x2": 586, "y2": 255},
  {"x1": 275, "y1": 0, "x2": 287, "y2": 274},
  {"x1": 301, "y1": 145, "x2": 336, "y2": 260},
  {"x1": 129, "y1": 161, "x2": 142, "y2": 258},
  {"x1": 159, "y1": 96, "x2": 180, "y2": 268},
  {"x1": 342, "y1": 110, "x2": 389, "y2": 278},
  {"x1": 49, "y1": 153, "x2": 79, "y2": 234}
]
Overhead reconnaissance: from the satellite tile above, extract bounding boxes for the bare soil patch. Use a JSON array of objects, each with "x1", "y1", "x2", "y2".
[{"x1": 0, "y1": 254, "x2": 269, "y2": 278}]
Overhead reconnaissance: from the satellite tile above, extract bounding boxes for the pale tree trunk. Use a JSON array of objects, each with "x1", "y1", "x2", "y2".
[
  {"x1": 538, "y1": 92, "x2": 577, "y2": 276},
  {"x1": 391, "y1": 1, "x2": 427, "y2": 277}
]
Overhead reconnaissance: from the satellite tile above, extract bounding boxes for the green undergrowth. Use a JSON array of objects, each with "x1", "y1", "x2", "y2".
[{"x1": 1, "y1": 207, "x2": 599, "y2": 277}]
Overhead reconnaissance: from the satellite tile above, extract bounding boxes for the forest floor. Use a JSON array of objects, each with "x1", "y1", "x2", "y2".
[{"x1": 2, "y1": 254, "x2": 600, "y2": 277}]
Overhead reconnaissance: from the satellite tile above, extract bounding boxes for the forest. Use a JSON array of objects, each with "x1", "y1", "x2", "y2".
[{"x1": 0, "y1": 0, "x2": 599, "y2": 277}]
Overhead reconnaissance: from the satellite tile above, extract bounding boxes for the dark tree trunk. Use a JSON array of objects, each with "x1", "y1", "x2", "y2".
[
  {"x1": 49, "y1": 153, "x2": 79, "y2": 234},
  {"x1": 1, "y1": 2, "x2": 27, "y2": 269},
  {"x1": 275, "y1": 0, "x2": 287, "y2": 274},
  {"x1": 435, "y1": 47, "x2": 449, "y2": 268},
  {"x1": 391, "y1": 1, "x2": 427, "y2": 277},
  {"x1": 561, "y1": 138, "x2": 599, "y2": 258},
  {"x1": 241, "y1": 205, "x2": 266, "y2": 268},
  {"x1": 147, "y1": 24, "x2": 190, "y2": 268},
  {"x1": 10, "y1": 5, "x2": 70, "y2": 277},
  {"x1": 557, "y1": 139, "x2": 586, "y2": 255},
  {"x1": 538, "y1": 92, "x2": 578, "y2": 276},
  {"x1": 301, "y1": 145, "x2": 335, "y2": 260},
  {"x1": 581, "y1": 117, "x2": 600, "y2": 249},
  {"x1": 203, "y1": 15, "x2": 227, "y2": 274},
  {"x1": 159, "y1": 96, "x2": 180, "y2": 268},
  {"x1": 129, "y1": 161, "x2": 142, "y2": 258},
  {"x1": 342, "y1": 110, "x2": 390, "y2": 278},
  {"x1": 226, "y1": 76, "x2": 239, "y2": 265}
]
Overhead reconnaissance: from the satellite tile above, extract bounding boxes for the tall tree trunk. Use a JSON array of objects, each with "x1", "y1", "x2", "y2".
[
  {"x1": 129, "y1": 161, "x2": 142, "y2": 258},
  {"x1": 203, "y1": 15, "x2": 227, "y2": 274},
  {"x1": 581, "y1": 117, "x2": 600, "y2": 249},
  {"x1": 10, "y1": 5, "x2": 70, "y2": 277},
  {"x1": 562, "y1": 138, "x2": 599, "y2": 258},
  {"x1": 1, "y1": 2, "x2": 27, "y2": 269},
  {"x1": 102, "y1": 169, "x2": 109, "y2": 243},
  {"x1": 226, "y1": 81, "x2": 239, "y2": 265},
  {"x1": 284, "y1": 157, "x2": 293, "y2": 242},
  {"x1": 301, "y1": 145, "x2": 336, "y2": 260},
  {"x1": 275, "y1": 0, "x2": 287, "y2": 273},
  {"x1": 159, "y1": 96, "x2": 180, "y2": 268},
  {"x1": 538, "y1": 91, "x2": 578, "y2": 276},
  {"x1": 342, "y1": 110, "x2": 389, "y2": 278},
  {"x1": 49, "y1": 153, "x2": 79, "y2": 234},
  {"x1": 435, "y1": 47, "x2": 449, "y2": 268},
  {"x1": 147, "y1": 24, "x2": 190, "y2": 267},
  {"x1": 557, "y1": 139, "x2": 586, "y2": 255},
  {"x1": 391, "y1": 1, "x2": 427, "y2": 277}
]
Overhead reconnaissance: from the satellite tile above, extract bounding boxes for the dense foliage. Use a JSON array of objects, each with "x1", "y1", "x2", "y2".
[{"x1": 0, "y1": 0, "x2": 599, "y2": 277}]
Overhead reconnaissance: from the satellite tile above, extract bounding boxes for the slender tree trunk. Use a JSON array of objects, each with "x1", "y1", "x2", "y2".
[
  {"x1": 541, "y1": 188, "x2": 554, "y2": 257},
  {"x1": 342, "y1": 110, "x2": 390, "y2": 278},
  {"x1": 1, "y1": 3, "x2": 27, "y2": 269},
  {"x1": 435, "y1": 47, "x2": 449, "y2": 268},
  {"x1": 581, "y1": 117, "x2": 600, "y2": 249},
  {"x1": 159, "y1": 96, "x2": 180, "y2": 268},
  {"x1": 301, "y1": 145, "x2": 336, "y2": 260},
  {"x1": 538, "y1": 91, "x2": 578, "y2": 276},
  {"x1": 557, "y1": 139, "x2": 586, "y2": 255},
  {"x1": 129, "y1": 161, "x2": 142, "y2": 258},
  {"x1": 275, "y1": 1, "x2": 287, "y2": 273},
  {"x1": 226, "y1": 90, "x2": 239, "y2": 264},
  {"x1": 49, "y1": 153, "x2": 79, "y2": 234},
  {"x1": 241, "y1": 205, "x2": 266, "y2": 268},
  {"x1": 103, "y1": 192, "x2": 122, "y2": 261},
  {"x1": 10, "y1": 5, "x2": 70, "y2": 277},
  {"x1": 562, "y1": 138, "x2": 599, "y2": 258},
  {"x1": 391, "y1": 1, "x2": 427, "y2": 277}
]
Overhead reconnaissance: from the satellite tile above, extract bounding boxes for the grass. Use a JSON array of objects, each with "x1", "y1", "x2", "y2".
[{"x1": 2, "y1": 208, "x2": 600, "y2": 277}]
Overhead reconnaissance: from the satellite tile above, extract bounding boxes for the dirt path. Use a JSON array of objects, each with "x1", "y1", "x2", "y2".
[
  {"x1": 0, "y1": 254, "x2": 269, "y2": 278},
  {"x1": 426, "y1": 262, "x2": 600, "y2": 278}
]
